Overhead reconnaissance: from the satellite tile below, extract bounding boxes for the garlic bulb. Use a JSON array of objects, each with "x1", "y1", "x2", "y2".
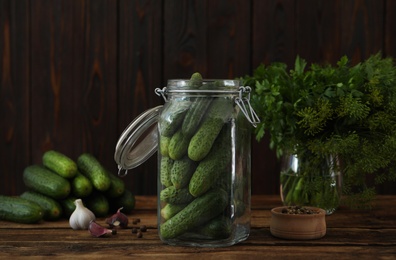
[{"x1": 69, "y1": 199, "x2": 96, "y2": 230}]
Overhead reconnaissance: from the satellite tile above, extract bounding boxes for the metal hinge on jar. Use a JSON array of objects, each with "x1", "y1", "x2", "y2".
[{"x1": 154, "y1": 86, "x2": 260, "y2": 127}]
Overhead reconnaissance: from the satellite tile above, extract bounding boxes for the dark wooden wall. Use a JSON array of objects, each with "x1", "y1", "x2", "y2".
[{"x1": 1, "y1": 0, "x2": 396, "y2": 196}]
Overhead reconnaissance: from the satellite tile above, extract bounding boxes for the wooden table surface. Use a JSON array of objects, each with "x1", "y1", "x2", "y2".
[{"x1": 1, "y1": 195, "x2": 395, "y2": 259}]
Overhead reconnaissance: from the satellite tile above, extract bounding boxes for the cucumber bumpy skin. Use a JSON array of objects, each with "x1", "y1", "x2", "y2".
[
  {"x1": 71, "y1": 171, "x2": 93, "y2": 198},
  {"x1": 0, "y1": 195, "x2": 44, "y2": 224},
  {"x1": 160, "y1": 203, "x2": 187, "y2": 220},
  {"x1": 189, "y1": 126, "x2": 232, "y2": 197},
  {"x1": 77, "y1": 153, "x2": 111, "y2": 192},
  {"x1": 170, "y1": 156, "x2": 197, "y2": 189},
  {"x1": 160, "y1": 186, "x2": 195, "y2": 205},
  {"x1": 194, "y1": 215, "x2": 232, "y2": 239},
  {"x1": 159, "y1": 101, "x2": 190, "y2": 137},
  {"x1": 187, "y1": 97, "x2": 234, "y2": 162},
  {"x1": 105, "y1": 171, "x2": 126, "y2": 198},
  {"x1": 20, "y1": 191, "x2": 63, "y2": 221},
  {"x1": 168, "y1": 130, "x2": 190, "y2": 160},
  {"x1": 23, "y1": 165, "x2": 71, "y2": 199},
  {"x1": 160, "y1": 188, "x2": 228, "y2": 239},
  {"x1": 181, "y1": 97, "x2": 213, "y2": 139},
  {"x1": 159, "y1": 135, "x2": 171, "y2": 157},
  {"x1": 159, "y1": 72, "x2": 203, "y2": 138},
  {"x1": 160, "y1": 156, "x2": 174, "y2": 188},
  {"x1": 109, "y1": 189, "x2": 136, "y2": 214},
  {"x1": 42, "y1": 150, "x2": 78, "y2": 179}
]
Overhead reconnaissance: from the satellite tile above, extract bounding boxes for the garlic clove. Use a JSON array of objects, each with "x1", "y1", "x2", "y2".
[
  {"x1": 89, "y1": 220, "x2": 116, "y2": 237},
  {"x1": 69, "y1": 199, "x2": 96, "y2": 230},
  {"x1": 105, "y1": 207, "x2": 129, "y2": 228}
]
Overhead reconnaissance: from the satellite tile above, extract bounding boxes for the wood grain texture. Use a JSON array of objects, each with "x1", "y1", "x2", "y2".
[
  {"x1": 0, "y1": 0, "x2": 30, "y2": 195},
  {"x1": 252, "y1": 0, "x2": 296, "y2": 67},
  {"x1": 0, "y1": 195, "x2": 395, "y2": 258},
  {"x1": 0, "y1": 0, "x2": 396, "y2": 196},
  {"x1": 29, "y1": 0, "x2": 118, "y2": 169},
  {"x1": 339, "y1": 0, "x2": 384, "y2": 64},
  {"x1": 385, "y1": 0, "x2": 396, "y2": 58},
  {"x1": 163, "y1": 0, "x2": 250, "y2": 78},
  {"x1": 117, "y1": 0, "x2": 163, "y2": 195}
]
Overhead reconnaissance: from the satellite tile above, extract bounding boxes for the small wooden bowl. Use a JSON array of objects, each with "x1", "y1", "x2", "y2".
[{"x1": 270, "y1": 206, "x2": 326, "y2": 240}]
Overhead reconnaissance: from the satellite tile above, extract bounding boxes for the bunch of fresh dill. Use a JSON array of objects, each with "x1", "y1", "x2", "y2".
[{"x1": 242, "y1": 53, "x2": 396, "y2": 209}]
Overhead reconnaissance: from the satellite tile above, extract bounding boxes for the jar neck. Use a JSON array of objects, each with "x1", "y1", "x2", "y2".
[
  {"x1": 166, "y1": 79, "x2": 240, "y2": 90},
  {"x1": 156, "y1": 80, "x2": 241, "y2": 99}
]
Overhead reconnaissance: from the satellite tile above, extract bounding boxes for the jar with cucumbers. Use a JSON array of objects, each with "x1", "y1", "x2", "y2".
[{"x1": 114, "y1": 73, "x2": 259, "y2": 247}]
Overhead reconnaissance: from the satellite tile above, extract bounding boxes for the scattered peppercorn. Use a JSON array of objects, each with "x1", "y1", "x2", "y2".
[
  {"x1": 131, "y1": 227, "x2": 138, "y2": 234},
  {"x1": 137, "y1": 231, "x2": 143, "y2": 238},
  {"x1": 281, "y1": 206, "x2": 320, "y2": 215},
  {"x1": 140, "y1": 225, "x2": 147, "y2": 232},
  {"x1": 132, "y1": 218, "x2": 141, "y2": 225}
]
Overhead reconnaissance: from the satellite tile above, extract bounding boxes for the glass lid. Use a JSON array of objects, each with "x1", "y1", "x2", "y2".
[{"x1": 114, "y1": 105, "x2": 163, "y2": 174}]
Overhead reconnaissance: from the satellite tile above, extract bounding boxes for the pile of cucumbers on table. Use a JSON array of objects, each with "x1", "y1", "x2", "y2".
[{"x1": 0, "y1": 150, "x2": 135, "y2": 224}]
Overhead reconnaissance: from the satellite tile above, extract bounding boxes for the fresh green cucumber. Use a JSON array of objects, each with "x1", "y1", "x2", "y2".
[
  {"x1": 170, "y1": 156, "x2": 196, "y2": 189},
  {"x1": 188, "y1": 97, "x2": 234, "y2": 161},
  {"x1": 188, "y1": 72, "x2": 203, "y2": 88},
  {"x1": 77, "y1": 153, "x2": 111, "y2": 192},
  {"x1": 159, "y1": 102, "x2": 190, "y2": 137},
  {"x1": 160, "y1": 157, "x2": 174, "y2": 188},
  {"x1": 23, "y1": 165, "x2": 71, "y2": 199},
  {"x1": 189, "y1": 126, "x2": 232, "y2": 197},
  {"x1": 159, "y1": 135, "x2": 171, "y2": 157},
  {"x1": 168, "y1": 130, "x2": 190, "y2": 160},
  {"x1": 160, "y1": 188, "x2": 228, "y2": 239},
  {"x1": 105, "y1": 171, "x2": 125, "y2": 198},
  {"x1": 84, "y1": 191, "x2": 109, "y2": 217},
  {"x1": 181, "y1": 97, "x2": 213, "y2": 138},
  {"x1": 160, "y1": 203, "x2": 187, "y2": 220},
  {"x1": 42, "y1": 150, "x2": 78, "y2": 179},
  {"x1": 60, "y1": 196, "x2": 77, "y2": 218},
  {"x1": 109, "y1": 189, "x2": 136, "y2": 214},
  {"x1": 20, "y1": 191, "x2": 63, "y2": 221},
  {"x1": 159, "y1": 72, "x2": 203, "y2": 137},
  {"x1": 71, "y1": 171, "x2": 93, "y2": 198},
  {"x1": 160, "y1": 186, "x2": 195, "y2": 205},
  {"x1": 0, "y1": 195, "x2": 43, "y2": 224},
  {"x1": 194, "y1": 215, "x2": 232, "y2": 239}
]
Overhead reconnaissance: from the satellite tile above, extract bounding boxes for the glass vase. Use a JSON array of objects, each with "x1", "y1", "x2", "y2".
[{"x1": 280, "y1": 153, "x2": 342, "y2": 215}]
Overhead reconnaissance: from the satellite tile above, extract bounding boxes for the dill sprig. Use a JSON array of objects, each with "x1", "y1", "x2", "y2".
[{"x1": 242, "y1": 52, "x2": 396, "y2": 209}]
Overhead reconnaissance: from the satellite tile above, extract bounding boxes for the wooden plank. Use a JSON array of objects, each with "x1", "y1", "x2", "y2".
[
  {"x1": 1, "y1": 1, "x2": 396, "y2": 197},
  {"x1": 164, "y1": 0, "x2": 268, "y2": 195},
  {"x1": 30, "y1": 0, "x2": 77, "y2": 161},
  {"x1": 251, "y1": 0, "x2": 296, "y2": 194},
  {"x1": 29, "y1": 0, "x2": 118, "y2": 171},
  {"x1": 295, "y1": 0, "x2": 343, "y2": 64},
  {"x1": 0, "y1": 196, "x2": 395, "y2": 258},
  {"x1": 0, "y1": 227, "x2": 395, "y2": 258},
  {"x1": 340, "y1": 0, "x2": 384, "y2": 64},
  {"x1": 163, "y1": 0, "x2": 207, "y2": 78},
  {"x1": 382, "y1": 0, "x2": 396, "y2": 193},
  {"x1": 117, "y1": 0, "x2": 163, "y2": 195},
  {"x1": 163, "y1": 0, "x2": 250, "y2": 79},
  {"x1": 70, "y1": 0, "x2": 118, "y2": 171},
  {"x1": 252, "y1": 0, "x2": 297, "y2": 67},
  {"x1": 385, "y1": 0, "x2": 396, "y2": 58},
  {"x1": 1, "y1": 195, "x2": 394, "y2": 229},
  {"x1": 204, "y1": 0, "x2": 251, "y2": 78},
  {"x1": 0, "y1": 0, "x2": 30, "y2": 196}
]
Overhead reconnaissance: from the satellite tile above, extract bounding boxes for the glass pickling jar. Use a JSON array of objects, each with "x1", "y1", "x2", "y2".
[{"x1": 114, "y1": 76, "x2": 259, "y2": 247}]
